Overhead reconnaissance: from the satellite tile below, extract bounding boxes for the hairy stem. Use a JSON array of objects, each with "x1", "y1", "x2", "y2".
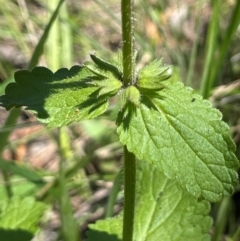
[
  {"x1": 122, "y1": 0, "x2": 135, "y2": 86},
  {"x1": 121, "y1": 1, "x2": 136, "y2": 241}
]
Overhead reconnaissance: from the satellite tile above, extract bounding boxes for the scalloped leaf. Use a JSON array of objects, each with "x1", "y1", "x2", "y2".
[
  {"x1": 86, "y1": 161, "x2": 212, "y2": 241},
  {"x1": 0, "y1": 196, "x2": 46, "y2": 234},
  {"x1": 117, "y1": 79, "x2": 239, "y2": 202},
  {"x1": 0, "y1": 66, "x2": 110, "y2": 127}
]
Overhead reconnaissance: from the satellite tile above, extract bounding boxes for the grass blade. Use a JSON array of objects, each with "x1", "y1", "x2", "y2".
[
  {"x1": 0, "y1": 108, "x2": 21, "y2": 199},
  {"x1": 0, "y1": 159, "x2": 45, "y2": 185},
  {"x1": 200, "y1": 0, "x2": 221, "y2": 98},
  {"x1": 209, "y1": 0, "x2": 240, "y2": 87},
  {"x1": 105, "y1": 170, "x2": 122, "y2": 218},
  {"x1": 212, "y1": 197, "x2": 230, "y2": 241},
  {"x1": 28, "y1": 0, "x2": 65, "y2": 70},
  {"x1": 60, "y1": 2, "x2": 73, "y2": 68}
]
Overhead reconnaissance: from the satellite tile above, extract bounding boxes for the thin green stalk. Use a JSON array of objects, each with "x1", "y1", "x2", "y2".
[
  {"x1": 105, "y1": 169, "x2": 122, "y2": 218},
  {"x1": 58, "y1": 127, "x2": 80, "y2": 241},
  {"x1": 0, "y1": 108, "x2": 21, "y2": 198},
  {"x1": 93, "y1": 0, "x2": 152, "y2": 54},
  {"x1": 200, "y1": 0, "x2": 221, "y2": 98},
  {"x1": 123, "y1": 146, "x2": 136, "y2": 241},
  {"x1": 212, "y1": 197, "x2": 230, "y2": 241},
  {"x1": 209, "y1": 0, "x2": 240, "y2": 86},
  {"x1": 200, "y1": 0, "x2": 240, "y2": 98},
  {"x1": 122, "y1": 0, "x2": 135, "y2": 86}
]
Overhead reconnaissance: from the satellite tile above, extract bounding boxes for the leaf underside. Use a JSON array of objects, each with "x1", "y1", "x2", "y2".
[
  {"x1": 86, "y1": 161, "x2": 212, "y2": 241},
  {"x1": 0, "y1": 66, "x2": 109, "y2": 127},
  {"x1": 117, "y1": 79, "x2": 239, "y2": 202}
]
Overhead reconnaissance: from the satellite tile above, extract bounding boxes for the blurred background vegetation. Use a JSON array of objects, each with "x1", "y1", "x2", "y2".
[{"x1": 0, "y1": 0, "x2": 240, "y2": 240}]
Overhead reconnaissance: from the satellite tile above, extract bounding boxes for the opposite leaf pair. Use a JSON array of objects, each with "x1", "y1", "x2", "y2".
[{"x1": 0, "y1": 54, "x2": 239, "y2": 203}]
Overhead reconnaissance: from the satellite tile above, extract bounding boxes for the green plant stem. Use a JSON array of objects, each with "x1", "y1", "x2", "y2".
[
  {"x1": 93, "y1": 0, "x2": 152, "y2": 54},
  {"x1": 121, "y1": 0, "x2": 136, "y2": 240},
  {"x1": 123, "y1": 146, "x2": 136, "y2": 241},
  {"x1": 58, "y1": 127, "x2": 80, "y2": 241},
  {"x1": 121, "y1": 0, "x2": 135, "y2": 86}
]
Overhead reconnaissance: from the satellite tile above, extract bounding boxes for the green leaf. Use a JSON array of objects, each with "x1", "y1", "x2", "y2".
[
  {"x1": 0, "y1": 175, "x2": 40, "y2": 199},
  {"x1": 90, "y1": 54, "x2": 122, "y2": 79},
  {"x1": 0, "y1": 196, "x2": 46, "y2": 234},
  {"x1": 137, "y1": 59, "x2": 171, "y2": 91},
  {"x1": 87, "y1": 219, "x2": 122, "y2": 241},
  {"x1": 84, "y1": 55, "x2": 123, "y2": 97},
  {"x1": 0, "y1": 66, "x2": 109, "y2": 127},
  {"x1": 138, "y1": 58, "x2": 170, "y2": 79},
  {"x1": 86, "y1": 161, "x2": 212, "y2": 241},
  {"x1": 134, "y1": 162, "x2": 212, "y2": 241},
  {"x1": 117, "y1": 80, "x2": 239, "y2": 202},
  {"x1": 138, "y1": 58, "x2": 170, "y2": 76},
  {"x1": 87, "y1": 78, "x2": 122, "y2": 97}
]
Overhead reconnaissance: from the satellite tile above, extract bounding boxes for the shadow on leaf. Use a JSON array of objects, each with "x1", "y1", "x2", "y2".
[
  {"x1": 116, "y1": 103, "x2": 137, "y2": 130},
  {"x1": 86, "y1": 229, "x2": 121, "y2": 241},
  {"x1": 0, "y1": 228, "x2": 33, "y2": 241}
]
